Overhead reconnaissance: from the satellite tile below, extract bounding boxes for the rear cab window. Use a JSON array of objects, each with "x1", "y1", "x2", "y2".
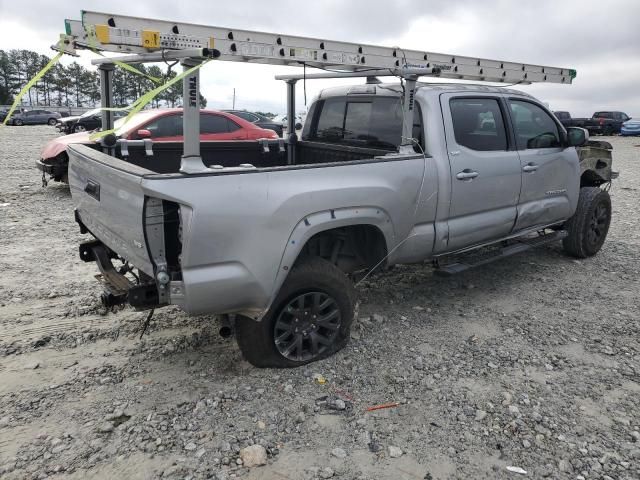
[{"x1": 305, "y1": 96, "x2": 424, "y2": 152}]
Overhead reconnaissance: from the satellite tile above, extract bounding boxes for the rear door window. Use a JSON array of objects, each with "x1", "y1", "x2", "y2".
[
  {"x1": 449, "y1": 98, "x2": 508, "y2": 151},
  {"x1": 509, "y1": 100, "x2": 561, "y2": 149},
  {"x1": 144, "y1": 114, "x2": 183, "y2": 138},
  {"x1": 200, "y1": 114, "x2": 229, "y2": 134}
]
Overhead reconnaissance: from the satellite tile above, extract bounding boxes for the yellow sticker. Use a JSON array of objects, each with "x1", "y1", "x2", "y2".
[
  {"x1": 95, "y1": 24, "x2": 110, "y2": 44},
  {"x1": 142, "y1": 30, "x2": 160, "y2": 49}
]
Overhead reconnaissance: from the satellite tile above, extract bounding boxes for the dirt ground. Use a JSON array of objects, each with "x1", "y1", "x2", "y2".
[{"x1": 0, "y1": 126, "x2": 638, "y2": 480}]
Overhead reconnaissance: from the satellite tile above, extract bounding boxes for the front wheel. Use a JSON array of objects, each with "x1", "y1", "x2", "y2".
[
  {"x1": 73, "y1": 124, "x2": 86, "y2": 133},
  {"x1": 14, "y1": 119, "x2": 23, "y2": 126},
  {"x1": 562, "y1": 187, "x2": 611, "y2": 258},
  {"x1": 47, "y1": 118, "x2": 57, "y2": 126},
  {"x1": 235, "y1": 257, "x2": 356, "y2": 368}
]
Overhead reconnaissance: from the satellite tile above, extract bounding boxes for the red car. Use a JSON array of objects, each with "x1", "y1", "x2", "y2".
[{"x1": 37, "y1": 108, "x2": 278, "y2": 182}]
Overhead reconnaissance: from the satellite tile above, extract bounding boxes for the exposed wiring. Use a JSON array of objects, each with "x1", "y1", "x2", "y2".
[
  {"x1": 355, "y1": 231, "x2": 420, "y2": 287},
  {"x1": 161, "y1": 49, "x2": 179, "y2": 79},
  {"x1": 356, "y1": 134, "x2": 425, "y2": 287}
]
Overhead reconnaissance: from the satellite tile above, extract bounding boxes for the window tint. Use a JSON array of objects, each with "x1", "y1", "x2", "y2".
[
  {"x1": 315, "y1": 99, "x2": 345, "y2": 141},
  {"x1": 344, "y1": 102, "x2": 373, "y2": 142},
  {"x1": 200, "y1": 114, "x2": 229, "y2": 134},
  {"x1": 227, "y1": 118, "x2": 240, "y2": 132},
  {"x1": 509, "y1": 100, "x2": 561, "y2": 149},
  {"x1": 144, "y1": 114, "x2": 183, "y2": 138},
  {"x1": 234, "y1": 111, "x2": 258, "y2": 122},
  {"x1": 450, "y1": 98, "x2": 508, "y2": 151},
  {"x1": 311, "y1": 96, "x2": 423, "y2": 151}
]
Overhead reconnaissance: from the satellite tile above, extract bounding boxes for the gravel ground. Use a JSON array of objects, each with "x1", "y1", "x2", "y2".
[{"x1": 0, "y1": 125, "x2": 639, "y2": 480}]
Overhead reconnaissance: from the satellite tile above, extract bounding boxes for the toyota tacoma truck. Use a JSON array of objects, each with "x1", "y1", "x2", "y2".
[{"x1": 68, "y1": 83, "x2": 614, "y2": 367}]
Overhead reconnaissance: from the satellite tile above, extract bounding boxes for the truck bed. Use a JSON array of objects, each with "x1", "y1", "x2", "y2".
[{"x1": 96, "y1": 140, "x2": 392, "y2": 174}]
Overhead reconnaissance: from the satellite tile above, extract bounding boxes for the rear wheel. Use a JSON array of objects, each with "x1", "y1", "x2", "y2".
[
  {"x1": 14, "y1": 119, "x2": 23, "y2": 126},
  {"x1": 47, "y1": 118, "x2": 57, "y2": 126},
  {"x1": 562, "y1": 187, "x2": 611, "y2": 258},
  {"x1": 235, "y1": 257, "x2": 356, "y2": 368},
  {"x1": 603, "y1": 125, "x2": 613, "y2": 136}
]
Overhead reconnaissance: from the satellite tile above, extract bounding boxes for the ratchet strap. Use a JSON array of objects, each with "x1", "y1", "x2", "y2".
[
  {"x1": 90, "y1": 59, "x2": 210, "y2": 140},
  {"x1": 1, "y1": 46, "x2": 63, "y2": 126}
]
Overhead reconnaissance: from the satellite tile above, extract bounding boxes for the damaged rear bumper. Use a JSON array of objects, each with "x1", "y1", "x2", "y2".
[{"x1": 79, "y1": 240, "x2": 162, "y2": 310}]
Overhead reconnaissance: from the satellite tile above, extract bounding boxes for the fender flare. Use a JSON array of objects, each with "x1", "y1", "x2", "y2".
[{"x1": 268, "y1": 206, "x2": 395, "y2": 309}]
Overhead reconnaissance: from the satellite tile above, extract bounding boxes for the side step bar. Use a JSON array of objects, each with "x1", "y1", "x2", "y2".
[{"x1": 434, "y1": 230, "x2": 567, "y2": 276}]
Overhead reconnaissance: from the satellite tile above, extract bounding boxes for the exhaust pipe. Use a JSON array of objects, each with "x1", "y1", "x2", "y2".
[{"x1": 218, "y1": 314, "x2": 235, "y2": 338}]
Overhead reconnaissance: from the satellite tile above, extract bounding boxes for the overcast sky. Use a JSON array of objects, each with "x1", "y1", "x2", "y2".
[{"x1": 1, "y1": 0, "x2": 639, "y2": 117}]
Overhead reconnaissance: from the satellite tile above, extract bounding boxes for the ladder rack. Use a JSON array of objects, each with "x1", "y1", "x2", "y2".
[
  {"x1": 66, "y1": 11, "x2": 575, "y2": 85},
  {"x1": 60, "y1": 10, "x2": 577, "y2": 173}
]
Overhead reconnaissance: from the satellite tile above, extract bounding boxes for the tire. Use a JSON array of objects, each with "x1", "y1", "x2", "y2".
[
  {"x1": 562, "y1": 187, "x2": 611, "y2": 258},
  {"x1": 73, "y1": 124, "x2": 86, "y2": 133},
  {"x1": 47, "y1": 118, "x2": 57, "y2": 126},
  {"x1": 14, "y1": 119, "x2": 23, "y2": 126},
  {"x1": 235, "y1": 257, "x2": 356, "y2": 368},
  {"x1": 603, "y1": 125, "x2": 613, "y2": 136}
]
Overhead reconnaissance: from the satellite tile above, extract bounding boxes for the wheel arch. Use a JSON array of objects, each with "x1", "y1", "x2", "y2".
[{"x1": 269, "y1": 207, "x2": 394, "y2": 308}]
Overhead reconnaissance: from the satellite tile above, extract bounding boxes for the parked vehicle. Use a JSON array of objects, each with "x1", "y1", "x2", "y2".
[
  {"x1": 55, "y1": 113, "x2": 83, "y2": 132},
  {"x1": 553, "y1": 110, "x2": 631, "y2": 135},
  {"x1": 273, "y1": 113, "x2": 304, "y2": 130},
  {"x1": 38, "y1": 108, "x2": 278, "y2": 182},
  {"x1": 69, "y1": 83, "x2": 614, "y2": 368},
  {"x1": 621, "y1": 119, "x2": 640, "y2": 136},
  {"x1": 0, "y1": 109, "x2": 9, "y2": 122},
  {"x1": 9, "y1": 109, "x2": 62, "y2": 126},
  {"x1": 66, "y1": 109, "x2": 127, "y2": 134},
  {"x1": 223, "y1": 110, "x2": 283, "y2": 137}
]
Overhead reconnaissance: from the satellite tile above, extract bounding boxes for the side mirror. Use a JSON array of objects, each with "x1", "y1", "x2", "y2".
[
  {"x1": 567, "y1": 127, "x2": 588, "y2": 147},
  {"x1": 136, "y1": 129, "x2": 152, "y2": 139}
]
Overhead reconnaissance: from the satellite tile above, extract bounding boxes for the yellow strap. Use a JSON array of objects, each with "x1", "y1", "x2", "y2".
[
  {"x1": 2, "y1": 50, "x2": 63, "y2": 126},
  {"x1": 112, "y1": 59, "x2": 162, "y2": 84},
  {"x1": 90, "y1": 60, "x2": 210, "y2": 141}
]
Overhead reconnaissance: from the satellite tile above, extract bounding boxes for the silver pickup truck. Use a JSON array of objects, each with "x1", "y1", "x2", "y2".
[{"x1": 69, "y1": 82, "x2": 614, "y2": 367}]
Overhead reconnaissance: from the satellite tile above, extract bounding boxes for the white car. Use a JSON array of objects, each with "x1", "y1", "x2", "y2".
[{"x1": 273, "y1": 114, "x2": 304, "y2": 130}]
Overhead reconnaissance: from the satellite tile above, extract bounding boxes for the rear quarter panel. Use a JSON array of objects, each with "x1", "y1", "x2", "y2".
[{"x1": 142, "y1": 156, "x2": 426, "y2": 315}]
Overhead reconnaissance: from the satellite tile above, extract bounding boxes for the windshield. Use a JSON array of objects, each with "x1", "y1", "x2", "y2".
[
  {"x1": 112, "y1": 110, "x2": 165, "y2": 136},
  {"x1": 80, "y1": 108, "x2": 102, "y2": 118}
]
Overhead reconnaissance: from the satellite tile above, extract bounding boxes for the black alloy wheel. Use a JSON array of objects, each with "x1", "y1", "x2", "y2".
[{"x1": 273, "y1": 291, "x2": 341, "y2": 362}]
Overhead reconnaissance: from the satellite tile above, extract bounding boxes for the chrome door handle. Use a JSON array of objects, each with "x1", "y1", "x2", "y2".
[
  {"x1": 456, "y1": 169, "x2": 479, "y2": 180},
  {"x1": 523, "y1": 163, "x2": 539, "y2": 173}
]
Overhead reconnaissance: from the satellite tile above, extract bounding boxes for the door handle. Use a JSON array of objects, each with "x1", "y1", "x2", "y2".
[
  {"x1": 522, "y1": 163, "x2": 539, "y2": 173},
  {"x1": 456, "y1": 169, "x2": 479, "y2": 180}
]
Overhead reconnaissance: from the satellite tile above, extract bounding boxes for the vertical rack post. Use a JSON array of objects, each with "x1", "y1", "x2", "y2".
[
  {"x1": 98, "y1": 63, "x2": 115, "y2": 154},
  {"x1": 179, "y1": 59, "x2": 208, "y2": 174},
  {"x1": 400, "y1": 75, "x2": 418, "y2": 154},
  {"x1": 286, "y1": 79, "x2": 297, "y2": 165}
]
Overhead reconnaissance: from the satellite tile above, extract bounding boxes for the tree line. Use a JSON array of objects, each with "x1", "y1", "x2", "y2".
[{"x1": 0, "y1": 49, "x2": 203, "y2": 109}]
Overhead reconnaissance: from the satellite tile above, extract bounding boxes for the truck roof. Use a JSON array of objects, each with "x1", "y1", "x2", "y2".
[{"x1": 317, "y1": 82, "x2": 535, "y2": 99}]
